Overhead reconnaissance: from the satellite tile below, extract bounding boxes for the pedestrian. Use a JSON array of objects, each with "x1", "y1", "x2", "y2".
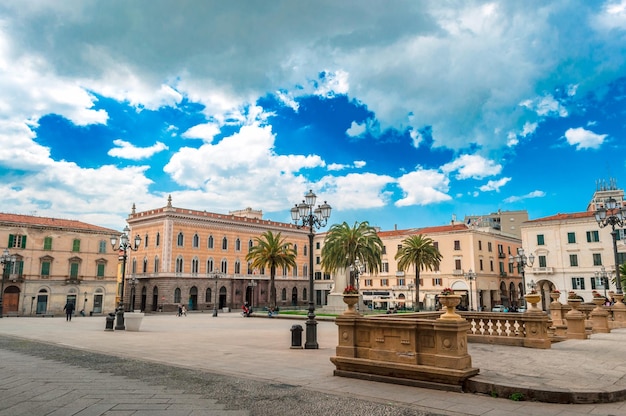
[
  {"x1": 182, "y1": 305, "x2": 187, "y2": 316},
  {"x1": 63, "y1": 301, "x2": 75, "y2": 322},
  {"x1": 177, "y1": 304, "x2": 183, "y2": 317}
]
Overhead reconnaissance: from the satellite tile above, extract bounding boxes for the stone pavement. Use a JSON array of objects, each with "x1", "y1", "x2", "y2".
[{"x1": 0, "y1": 312, "x2": 625, "y2": 416}]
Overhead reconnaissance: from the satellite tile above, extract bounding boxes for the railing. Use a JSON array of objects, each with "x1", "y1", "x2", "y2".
[{"x1": 532, "y1": 267, "x2": 554, "y2": 274}]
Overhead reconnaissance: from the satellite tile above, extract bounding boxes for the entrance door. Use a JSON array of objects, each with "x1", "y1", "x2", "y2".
[
  {"x1": 218, "y1": 287, "x2": 227, "y2": 309},
  {"x1": 36, "y1": 295, "x2": 48, "y2": 314},
  {"x1": 141, "y1": 287, "x2": 147, "y2": 312},
  {"x1": 3, "y1": 286, "x2": 20, "y2": 314},
  {"x1": 93, "y1": 295, "x2": 103, "y2": 313}
]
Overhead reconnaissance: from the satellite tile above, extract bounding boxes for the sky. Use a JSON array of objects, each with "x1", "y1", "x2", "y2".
[{"x1": 1, "y1": 1, "x2": 626, "y2": 233}]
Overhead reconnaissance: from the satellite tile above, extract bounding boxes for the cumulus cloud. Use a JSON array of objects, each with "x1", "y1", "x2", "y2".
[
  {"x1": 395, "y1": 168, "x2": 451, "y2": 206},
  {"x1": 504, "y1": 190, "x2": 546, "y2": 203},
  {"x1": 181, "y1": 123, "x2": 221, "y2": 142},
  {"x1": 564, "y1": 127, "x2": 607, "y2": 150},
  {"x1": 479, "y1": 177, "x2": 511, "y2": 192},
  {"x1": 441, "y1": 154, "x2": 502, "y2": 180},
  {"x1": 108, "y1": 139, "x2": 169, "y2": 160}
]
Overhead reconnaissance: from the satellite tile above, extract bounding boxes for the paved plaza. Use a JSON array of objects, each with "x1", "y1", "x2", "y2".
[{"x1": 0, "y1": 312, "x2": 625, "y2": 415}]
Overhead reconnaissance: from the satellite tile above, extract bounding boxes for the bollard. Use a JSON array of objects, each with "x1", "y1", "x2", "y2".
[
  {"x1": 105, "y1": 312, "x2": 115, "y2": 331},
  {"x1": 290, "y1": 324, "x2": 303, "y2": 349}
]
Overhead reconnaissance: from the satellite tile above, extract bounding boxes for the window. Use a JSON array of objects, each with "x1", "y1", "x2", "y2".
[
  {"x1": 499, "y1": 262, "x2": 505, "y2": 274},
  {"x1": 41, "y1": 260, "x2": 51, "y2": 277},
  {"x1": 132, "y1": 258, "x2": 137, "y2": 274},
  {"x1": 44, "y1": 237, "x2": 52, "y2": 250},
  {"x1": 177, "y1": 232, "x2": 184, "y2": 246},
  {"x1": 205, "y1": 288, "x2": 212, "y2": 303},
  {"x1": 220, "y1": 259, "x2": 227, "y2": 273},
  {"x1": 70, "y1": 262, "x2": 79, "y2": 279},
  {"x1": 154, "y1": 256, "x2": 159, "y2": 273},
  {"x1": 316, "y1": 242, "x2": 320, "y2": 250},
  {"x1": 569, "y1": 254, "x2": 578, "y2": 267},
  {"x1": 567, "y1": 232, "x2": 576, "y2": 244},
  {"x1": 490, "y1": 260, "x2": 494, "y2": 272},
  {"x1": 382, "y1": 262, "x2": 389, "y2": 273},
  {"x1": 432, "y1": 278, "x2": 442, "y2": 286},
  {"x1": 537, "y1": 234, "x2": 545, "y2": 245},
  {"x1": 382, "y1": 246, "x2": 387, "y2": 254},
  {"x1": 364, "y1": 279, "x2": 372, "y2": 287},
  {"x1": 143, "y1": 258, "x2": 147, "y2": 273},
  {"x1": 538, "y1": 255, "x2": 547, "y2": 268},
  {"x1": 174, "y1": 288, "x2": 181, "y2": 303},
  {"x1": 479, "y1": 259, "x2": 484, "y2": 271},
  {"x1": 433, "y1": 242, "x2": 439, "y2": 250},
  {"x1": 281, "y1": 288, "x2": 287, "y2": 301},
  {"x1": 478, "y1": 240, "x2": 482, "y2": 250},
  {"x1": 454, "y1": 240, "x2": 461, "y2": 250},
  {"x1": 397, "y1": 244, "x2": 402, "y2": 251},
  {"x1": 222, "y1": 237, "x2": 228, "y2": 250},
  {"x1": 193, "y1": 234, "x2": 199, "y2": 248},
  {"x1": 316, "y1": 256, "x2": 321, "y2": 265},
  {"x1": 282, "y1": 266, "x2": 288, "y2": 276},
  {"x1": 72, "y1": 239, "x2": 80, "y2": 252},
  {"x1": 303, "y1": 264, "x2": 307, "y2": 277},
  {"x1": 235, "y1": 260, "x2": 241, "y2": 274},
  {"x1": 207, "y1": 258, "x2": 214, "y2": 272},
  {"x1": 293, "y1": 244, "x2": 298, "y2": 255},
  {"x1": 497, "y1": 244, "x2": 504, "y2": 255},
  {"x1": 208, "y1": 235, "x2": 214, "y2": 249},
  {"x1": 508, "y1": 262, "x2": 514, "y2": 273},
  {"x1": 586, "y1": 230, "x2": 600, "y2": 243},
  {"x1": 487, "y1": 242, "x2": 492, "y2": 252},
  {"x1": 571, "y1": 277, "x2": 585, "y2": 290},
  {"x1": 398, "y1": 278, "x2": 405, "y2": 286},
  {"x1": 381, "y1": 279, "x2": 388, "y2": 286},
  {"x1": 144, "y1": 234, "x2": 149, "y2": 248},
  {"x1": 304, "y1": 245, "x2": 308, "y2": 256},
  {"x1": 97, "y1": 263, "x2": 105, "y2": 277},
  {"x1": 175, "y1": 257, "x2": 184, "y2": 273},
  {"x1": 592, "y1": 276, "x2": 608, "y2": 290},
  {"x1": 156, "y1": 232, "x2": 160, "y2": 247},
  {"x1": 314, "y1": 271, "x2": 322, "y2": 280},
  {"x1": 303, "y1": 288, "x2": 307, "y2": 301},
  {"x1": 235, "y1": 238, "x2": 241, "y2": 251},
  {"x1": 247, "y1": 261, "x2": 253, "y2": 274},
  {"x1": 455, "y1": 259, "x2": 462, "y2": 270},
  {"x1": 593, "y1": 253, "x2": 602, "y2": 266},
  {"x1": 8, "y1": 234, "x2": 27, "y2": 249},
  {"x1": 192, "y1": 257, "x2": 199, "y2": 274}
]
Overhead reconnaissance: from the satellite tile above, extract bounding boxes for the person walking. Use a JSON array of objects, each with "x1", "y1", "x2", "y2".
[{"x1": 63, "y1": 301, "x2": 75, "y2": 322}]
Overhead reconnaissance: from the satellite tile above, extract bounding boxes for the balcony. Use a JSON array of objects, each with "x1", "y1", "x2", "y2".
[
  {"x1": 452, "y1": 269, "x2": 464, "y2": 275},
  {"x1": 65, "y1": 277, "x2": 82, "y2": 285},
  {"x1": 498, "y1": 252, "x2": 506, "y2": 259},
  {"x1": 532, "y1": 267, "x2": 554, "y2": 274}
]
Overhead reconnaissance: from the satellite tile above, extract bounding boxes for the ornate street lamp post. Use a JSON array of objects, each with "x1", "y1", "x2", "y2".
[
  {"x1": 129, "y1": 276, "x2": 138, "y2": 311},
  {"x1": 291, "y1": 189, "x2": 331, "y2": 349},
  {"x1": 509, "y1": 248, "x2": 534, "y2": 302},
  {"x1": 594, "y1": 197, "x2": 626, "y2": 294},
  {"x1": 408, "y1": 283, "x2": 414, "y2": 311},
  {"x1": 248, "y1": 279, "x2": 257, "y2": 308},
  {"x1": 211, "y1": 269, "x2": 222, "y2": 317},
  {"x1": 350, "y1": 257, "x2": 364, "y2": 311},
  {"x1": 0, "y1": 249, "x2": 16, "y2": 318},
  {"x1": 595, "y1": 266, "x2": 611, "y2": 299},
  {"x1": 110, "y1": 225, "x2": 141, "y2": 330},
  {"x1": 465, "y1": 269, "x2": 476, "y2": 311}
]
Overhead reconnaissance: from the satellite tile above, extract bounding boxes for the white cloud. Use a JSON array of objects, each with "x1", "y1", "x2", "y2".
[
  {"x1": 395, "y1": 168, "x2": 451, "y2": 206},
  {"x1": 479, "y1": 177, "x2": 511, "y2": 192},
  {"x1": 520, "y1": 94, "x2": 568, "y2": 118},
  {"x1": 314, "y1": 70, "x2": 350, "y2": 97},
  {"x1": 441, "y1": 154, "x2": 502, "y2": 180},
  {"x1": 564, "y1": 127, "x2": 607, "y2": 150},
  {"x1": 108, "y1": 139, "x2": 169, "y2": 160},
  {"x1": 181, "y1": 123, "x2": 221, "y2": 142},
  {"x1": 504, "y1": 190, "x2": 546, "y2": 203},
  {"x1": 346, "y1": 121, "x2": 367, "y2": 138}
]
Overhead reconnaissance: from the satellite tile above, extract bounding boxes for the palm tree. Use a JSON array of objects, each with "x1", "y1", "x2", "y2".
[
  {"x1": 395, "y1": 234, "x2": 442, "y2": 311},
  {"x1": 321, "y1": 221, "x2": 383, "y2": 287},
  {"x1": 245, "y1": 231, "x2": 296, "y2": 309}
]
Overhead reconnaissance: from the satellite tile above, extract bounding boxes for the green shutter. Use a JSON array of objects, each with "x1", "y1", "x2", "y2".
[
  {"x1": 8, "y1": 234, "x2": 13, "y2": 247},
  {"x1": 97, "y1": 263, "x2": 105, "y2": 277},
  {"x1": 41, "y1": 262, "x2": 50, "y2": 276},
  {"x1": 44, "y1": 237, "x2": 52, "y2": 250},
  {"x1": 21, "y1": 236, "x2": 26, "y2": 248},
  {"x1": 70, "y1": 263, "x2": 79, "y2": 278},
  {"x1": 72, "y1": 239, "x2": 80, "y2": 252}
]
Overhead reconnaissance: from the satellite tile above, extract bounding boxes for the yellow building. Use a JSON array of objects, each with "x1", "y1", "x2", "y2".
[
  {"x1": 125, "y1": 196, "x2": 313, "y2": 312},
  {"x1": 0, "y1": 213, "x2": 119, "y2": 316}
]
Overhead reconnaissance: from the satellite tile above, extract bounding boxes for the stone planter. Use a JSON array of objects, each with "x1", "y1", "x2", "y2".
[
  {"x1": 568, "y1": 298, "x2": 582, "y2": 310},
  {"x1": 125, "y1": 311, "x2": 144, "y2": 331},
  {"x1": 550, "y1": 292, "x2": 561, "y2": 303},
  {"x1": 342, "y1": 294, "x2": 360, "y2": 315},
  {"x1": 439, "y1": 295, "x2": 462, "y2": 320},
  {"x1": 524, "y1": 293, "x2": 542, "y2": 313}
]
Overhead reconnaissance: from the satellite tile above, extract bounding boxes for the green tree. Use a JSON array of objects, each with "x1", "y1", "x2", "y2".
[
  {"x1": 321, "y1": 221, "x2": 383, "y2": 286},
  {"x1": 245, "y1": 231, "x2": 296, "y2": 309},
  {"x1": 395, "y1": 234, "x2": 442, "y2": 311}
]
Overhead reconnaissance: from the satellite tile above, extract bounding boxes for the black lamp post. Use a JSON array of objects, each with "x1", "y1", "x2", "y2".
[
  {"x1": 110, "y1": 225, "x2": 141, "y2": 330},
  {"x1": 594, "y1": 197, "x2": 626, "y2": 295},
  {"x1": 595, "y1": 266, "x2": 611, "y2": 299},
  {"x1": 129, "y1": 276, "x2": 138, "y2": 311},
  {"x1": 291, "y1": 189, "x2": 331, "y2": 350},
  {"x1": 408, "y1": 283, "x2": 414, "y2": 311},
  {"x1": 350, "y1": 257, "x2": 364, "y2": 311},
  {"x1": 0, "y1": 249, "x2": 15, "y2": 318},
  {"x1": 509, "y1": 248, "x2": 534, "y2": 301},
  {"x1": 465, "y1": 269, "x2": 476, "y2": 311},
  {"x1": 211, "y1": 269, "x2": 221, "y2": 317}
]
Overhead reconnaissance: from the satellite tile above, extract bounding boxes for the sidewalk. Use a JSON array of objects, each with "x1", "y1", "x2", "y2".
[{"x1": 0, "y1": 312, "x2": 625, "y2": 416}]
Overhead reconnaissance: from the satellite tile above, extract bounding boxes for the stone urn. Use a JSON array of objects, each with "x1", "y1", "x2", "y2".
[
  {"x1": 550, "y1": 292, "x2": 561, "y2": 303},
  {"x1": 439, "y1": 295, "x2": 462, "y2": 320},
  {"x1": 125, "y1": 311, "x2": 144, "y2": 331},
  {"x1": 592, "y1": 297, "x2": 606, "y2": 308},
  {"x1": 524, "y1": 292, "x2": 542, "y2": 312},
  {"x1": 342, "y1": 294, "x2": 360, "y2": 315},
  {"x1": 567, "y1": 298, "x2": 582, "y2": 311}
]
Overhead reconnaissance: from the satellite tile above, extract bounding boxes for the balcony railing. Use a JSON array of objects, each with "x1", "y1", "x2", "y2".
[{"x1": 532, "y1": 267, "x2": 554, "y2": 274}]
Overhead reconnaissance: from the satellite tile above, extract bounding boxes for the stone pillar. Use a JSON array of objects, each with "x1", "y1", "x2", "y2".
[
  {"x1": 334, "y1": 314, "x2": 359, "y2": 358},
  {"x1": 522, "y1": 310, "x2": 551, "y2": 349},
  {"x1": 565, "y1": 300, "x2": 587, "y2": 340},
  {"x1": 590, "y1": 299, "x2": 610, "y2": 334},
  {"x1": 612, "y1": 294, "x2": 626, "y2": 328}
]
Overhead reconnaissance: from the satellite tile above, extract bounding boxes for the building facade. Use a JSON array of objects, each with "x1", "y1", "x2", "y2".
[
  {"x1": 355, "y1": 220, "x2": 522, "y2": 312},
  {"x1": 0, "y1": 213, "x2": 119, "y2": 316},
  {"x1": 125, "y1": 197, "x2": 317, "y2": 313}
]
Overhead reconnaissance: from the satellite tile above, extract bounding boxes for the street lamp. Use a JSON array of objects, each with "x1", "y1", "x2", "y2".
[
  {"x1": 291, "y1": 189, "x2": 332, "y2": 350},
  {"x1": 350, "y1": 257, "x2": 364, "y2": 311},
  {"x1": 248, "y1": 279, "x2": 257, "y2": 308},
  {"x1": 509, "y1": 248, "x2": 534, "y2": 300},
  {"x1": 110, "y1": 225, "x2": 141, "y2": 330},
  {"x1": 0, "y1": 249, "x2": 16, "y2": 318},
  {"x1": 211, "y1": 269, "x2": 222, "y2": 317},
  {"x1": 595, "y1": 266, "x2": 611, "y2": 299},
  {"x1": 129, "y1": 276, "x2": 138, "y2": 311},
  {"x1": 594, "y1": 197, "x2": 626, "y2": 294},
  {"x1": 465, "y1": 269, "x2": 476, "y2": 311},
  {"x1": 408, "y1": 283, "x2": 415, "y2": 311}
]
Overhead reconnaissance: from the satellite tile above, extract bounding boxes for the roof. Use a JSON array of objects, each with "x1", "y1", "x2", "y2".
[
  {"x1": 524, "y1": 211, "x2": 595, "y2": 223},
  {"x1": 378, "y1": 223, "x2": 469, "y2": 238},
  {"x1": 0, "y1": 213, "x2": 119, "y2": 234}
]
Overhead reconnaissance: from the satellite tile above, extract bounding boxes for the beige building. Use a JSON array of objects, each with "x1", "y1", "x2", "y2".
[
  {"x1": 356, "y1": 221, "x2": 522, "y2": 312},
  {"x1": 0, "y1": 213, "x2": 119, "y2": 316},
  {"x1": 125, "y1": 197, "x2": 316, "y2": 312}
]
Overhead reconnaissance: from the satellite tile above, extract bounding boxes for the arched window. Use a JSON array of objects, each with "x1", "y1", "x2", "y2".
[
  {"x1": 144, "y1": 234, "x2": 149, "y2": 248},
  {"x1": 174, "y1": 288, "x2": 181, "y2": 303},
  {"x1": 205, "y1": 288, "x2": 212, "y2": 302},
  {"x1": 304, "y1": 245, "x2": 308, "y2": 256},
  {"x1": 220, "y1": 259, "x2": 228, "y2": 274},
  {"x1": 292, "y1": 266, "x2": 298, "y2": 277},
  {"x1": 247, "y1": 261, "x2": 253, "y2": 274},
  {"x1": 281, "y1": 288, "x2": 287, "y2": 301},
  {"x1": 131, "y1": 258, "x2": 137, "y2": 274},
  {"x1": 142, "y1": 257, "x2": 148, "y2": 273},
  {"x1": 208, "y1": 235, "x2": 214, "y2": 249},
  {"x1": 282, "y1": 266, "x2": 288, "y2": 277},
  {"x1": 222, "y1": 237, "x2": 228, "y2": 250},
  {"x1": 177, "y1": 232, "x2": 184, "y2": 247},
  {"x1": 156, "y1": 232, "x2": 160, "y2": 247},
  {"x1": 294, "y1": 244, "x2": 298, "y2": 255},
  {"x1": 234, "y1": 260, "x2": 241, "y2": 274},
  {"x1": 192, "y1": 257, "x2": 199, "y2": 274},
  {"x1": 303, "y1": 288, "x2": 307, "y2": 301},
  {"x1": 193, "y1": 233, "x2": 199, "y2": 248},
  {"x1": 303, "y1": 264, "x2": 308, "y2": 278},
  {"x1": 248, "y1": 239, "x2": 253, "y2": 251},
  {"x1": 207, "y1": 258, "x2": 214, "y2": 273},
  {"x1": 175, "y1": 256, "x2": 184, "y2": 273},
  {"x1": 235, "y1": 238, "x2": 241, "y2": 251},
  {"x1": 154, "y1": 256, "x2": 159, "y2": 273}
]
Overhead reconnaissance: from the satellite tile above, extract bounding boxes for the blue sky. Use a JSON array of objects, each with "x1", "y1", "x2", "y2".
[{"x1": 1, "y1": 1, "x2": 626, "y2": 232}]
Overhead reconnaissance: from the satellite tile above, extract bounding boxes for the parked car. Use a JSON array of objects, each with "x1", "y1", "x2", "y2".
[{"x1": 491, "y1": 305, "x2": 505, "y2": 312}]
